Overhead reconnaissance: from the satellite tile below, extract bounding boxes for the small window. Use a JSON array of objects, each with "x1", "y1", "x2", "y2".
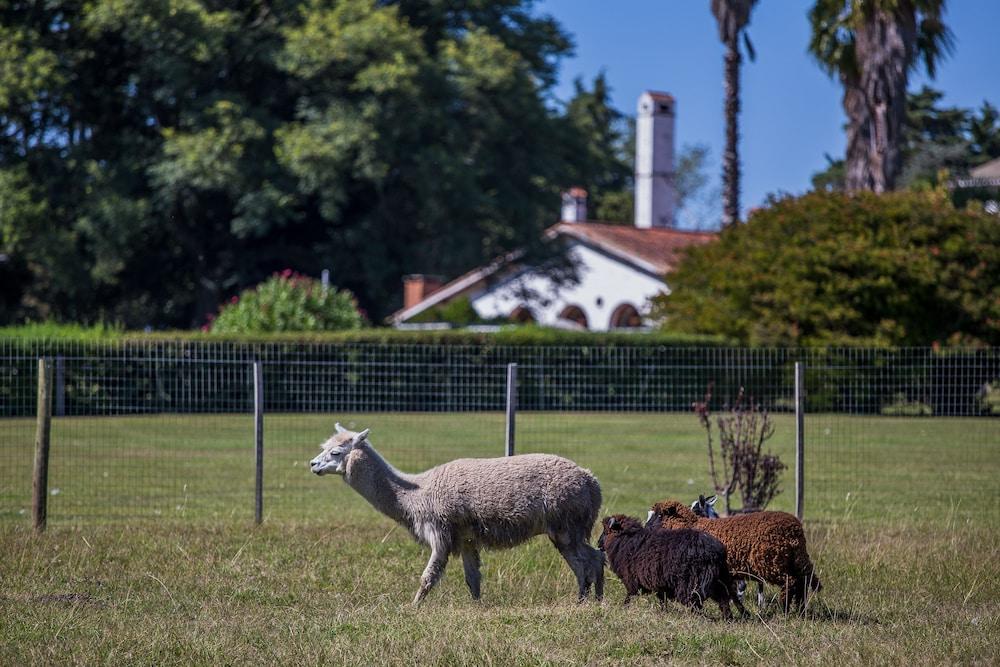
[
  {"x1": 610, "y1": 303, "x2": 643, "y2": 329},
  {"x1": 558, "y1": 305, "x2": 588, "y2": 329},
  {"x1": 509, "y1": 306, "x2": 536, "y2": 324}
]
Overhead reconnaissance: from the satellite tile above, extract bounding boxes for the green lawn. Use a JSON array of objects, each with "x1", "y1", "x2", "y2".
[{"x1": 1, "y1": 412, "x2": 997, "y2": 664}]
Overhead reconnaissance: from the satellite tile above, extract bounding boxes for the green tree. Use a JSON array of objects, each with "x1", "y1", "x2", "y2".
[
  {"x1": 711, "y1": 0, "x2": 758, "y2": 226},
  {"x1": 0, "y1": 0, "x2": 584, "y2": 327},
  {"x1": 809, "y1": 0, "x2": 953, "y2": 192},
  {"x1": 652, "y1": 190, "x2": 1000, "y2": 346},
  {"x1": 560, "y1": 73, "x2": 632, "y2": 223}
]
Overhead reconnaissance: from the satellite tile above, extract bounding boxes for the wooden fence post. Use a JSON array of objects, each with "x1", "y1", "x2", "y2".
[{"x1": 32, "y1": 358, "x2": 53, "y2": 532}]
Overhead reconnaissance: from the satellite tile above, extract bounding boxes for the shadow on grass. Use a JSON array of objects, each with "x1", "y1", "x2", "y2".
[{"x1": 750, "y1": 603, "x2": 880, "y2": 625}]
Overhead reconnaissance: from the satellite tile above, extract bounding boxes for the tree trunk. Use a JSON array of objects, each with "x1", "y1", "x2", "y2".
[
  {"x1": 721, "y1": 37, "x2": 741, "y2": 226},
  {"x1": 845, "y1": 6, "x2": 916, "y2": 193}
]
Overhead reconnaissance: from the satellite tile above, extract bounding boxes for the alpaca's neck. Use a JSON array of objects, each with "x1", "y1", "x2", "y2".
[{"x1": 344, "y1": 445, "x2": 418, "y2": 525}]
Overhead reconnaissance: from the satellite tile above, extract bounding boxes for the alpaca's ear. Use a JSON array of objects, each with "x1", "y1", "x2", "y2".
[
  {"x1": 334, "y1": 422, "x2": 348, "y2": 434},
  {"x1": 608, "y1": 516, "x2": 619, "y2": 529},
  {"x1": 354, "y1": 428, "x2": 370, "y2": 443},
  {"x1": 706, "y1": 495, "x2": 718, "y2": 506}
]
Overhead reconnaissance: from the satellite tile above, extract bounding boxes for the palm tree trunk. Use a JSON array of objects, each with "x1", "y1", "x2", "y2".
[
  {"x1": 846, "y1": 6, "x2": 917, "y2": 192},
  {"x1": 722, "y1": 37, "x2": 741, "y2": 226},
  {"x1": 843, "y1": 81, "x2": 871, "y2": 192}
]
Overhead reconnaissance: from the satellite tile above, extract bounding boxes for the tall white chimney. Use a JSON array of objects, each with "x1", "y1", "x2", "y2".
[
  {"x1": 634, "y1": 91, "x2": 676, "y2": 228},
  {"x1": 561, "y1": 187, "x2": 588, "y2": 222}
]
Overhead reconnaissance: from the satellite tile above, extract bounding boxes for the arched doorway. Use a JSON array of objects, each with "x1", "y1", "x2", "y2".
[
  {"x1": 557, "y1": 305, "x2": 588, "y2": 329},
  {"x1": 609, "y1": 303, "x2": 642, "y2": 329},
  {"x1": 509, "y1": 305, "x2": 536, "y2": 324}
]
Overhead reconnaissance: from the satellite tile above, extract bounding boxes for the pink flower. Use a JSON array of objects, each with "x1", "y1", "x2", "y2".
[
  {"x1": 281, "y1": 268, "x2": 293, "y2": 279},
  {"x1": 230, "y1": 295, "x2": 239, "y2": 304}
]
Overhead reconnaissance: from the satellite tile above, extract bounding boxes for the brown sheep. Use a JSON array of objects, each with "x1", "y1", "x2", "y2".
[{"x1": 646, "y1": 500, "x2": 822, "y2": 613}]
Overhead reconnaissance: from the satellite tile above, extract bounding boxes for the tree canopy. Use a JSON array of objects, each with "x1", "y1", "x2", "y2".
[
  {"x1": 653, "y1": 190, "x2": 1000, "y2": 347},
  {"x1": 0, "y1": 0, "x2": 632, "y2": 327}
]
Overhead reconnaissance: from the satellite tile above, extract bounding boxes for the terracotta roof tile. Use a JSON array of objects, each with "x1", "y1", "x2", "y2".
[{"x1": 550, "y1": 222, "x2": 716, "y2": 275}]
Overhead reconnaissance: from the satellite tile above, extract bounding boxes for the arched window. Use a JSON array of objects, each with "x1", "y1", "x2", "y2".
[
  {"x1": 509, "y1": 305, "x2": 536, "y2": 324},
  {"x1": 557, "y1": 305, "x2": 588, "y2": 329},
  {"x1": 609, "y1": 303, "x2": 643, "y2": 329}
]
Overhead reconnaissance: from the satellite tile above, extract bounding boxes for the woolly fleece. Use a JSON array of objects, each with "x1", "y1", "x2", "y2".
[
  {"x1": 313, "y1": 427, "x2": 604, "y2": 604},
  {"x1": 598, "y1": 514, "x2": 745, "y2": 620},
  {"x1": 647, "y1": 500, "x2": 822, "y2": 612}
]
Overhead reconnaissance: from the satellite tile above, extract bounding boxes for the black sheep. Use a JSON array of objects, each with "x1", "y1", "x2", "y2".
[{"x1": 598, "y1": 514, "x2": 747, "y2": 620}]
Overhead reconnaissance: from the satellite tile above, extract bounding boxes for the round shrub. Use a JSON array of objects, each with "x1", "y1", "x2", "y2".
[
  {"x1": 209, "y1": 270, "x2": 364, "y2": 333},
  {"x1": 653, "y1": 190, "x2": 1000, "y2": 346}
]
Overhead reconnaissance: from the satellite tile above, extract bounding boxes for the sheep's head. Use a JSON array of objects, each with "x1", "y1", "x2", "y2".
[
  {"x1": 310, "y1": 423, "x2": 370, "y2": 476},
  {"x1": 597, "y1": 514, "x2": 642, "y2": 551},
  {"x1": 690, "y1": 494, "x2": 720, "y2": 518},
  {"x1": 646, "y1": 500, "x2": 698, "y2": 529}
]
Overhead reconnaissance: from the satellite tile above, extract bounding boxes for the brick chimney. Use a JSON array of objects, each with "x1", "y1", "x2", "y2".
[
  {"x1": 403, "y1": 274, "x2": 444, "y2": 310},
  {"x1": 561, "y1": 187, "x2": 588, "y2": 223}
]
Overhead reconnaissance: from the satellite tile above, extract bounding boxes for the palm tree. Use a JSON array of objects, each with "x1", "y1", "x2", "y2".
[
  {"x1": 711, "y1": 0, "x2": 759, "y2": 227},
  {"x1": 809, "y1": 0, "x2": 953, "y2": 192}
]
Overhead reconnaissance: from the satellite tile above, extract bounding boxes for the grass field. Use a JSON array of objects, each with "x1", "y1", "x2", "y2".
[{"x1": 1, "y1": 412, "x2": 998, "y2": 665}]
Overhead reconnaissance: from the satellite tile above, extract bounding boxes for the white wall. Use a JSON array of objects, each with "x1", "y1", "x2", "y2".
[{"x1": 468, "y1": 241, "x2": 667, "y2": 331}]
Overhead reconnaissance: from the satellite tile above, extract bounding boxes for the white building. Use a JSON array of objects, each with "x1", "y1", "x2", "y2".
[{"x1": 391, "y1": 91, "x2": 717, "y2": 331}]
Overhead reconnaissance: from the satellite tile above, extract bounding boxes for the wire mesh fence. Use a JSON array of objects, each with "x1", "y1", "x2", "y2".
[{"x1": 1, "y1": 339, "x2": 997, "y2": 525}]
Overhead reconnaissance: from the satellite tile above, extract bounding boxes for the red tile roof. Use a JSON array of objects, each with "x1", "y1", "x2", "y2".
[
  {"x1": 390, "y1": 222, "x2": 718, "y2": 324},
  {"x1": 550, "y1": 222, "x2": 716, "y2": 275}
]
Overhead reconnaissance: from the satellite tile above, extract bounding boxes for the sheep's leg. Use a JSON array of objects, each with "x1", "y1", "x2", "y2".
[
  {"x1": 656, "y1": 591, "x2": 667, "y2": 610},
  {"x1": 461, "y1": 545, "x2": 481, "y2": 601},
  {"x1": 413, "y1": 543, "x2": 449, "y2": 606},
  {"x1": 734, "y1": 590, "x2": 749, "y2": 619}
]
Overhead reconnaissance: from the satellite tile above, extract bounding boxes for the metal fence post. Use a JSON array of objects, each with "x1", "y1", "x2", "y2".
[
  {"x1": 795, "y1": 361, "x2": 805, "y2": 520},
  {"x1": 32, "y1": 358, "x2": 53, "y2": 532},
  {"x1": 54, "y1": 355, "x2": 65, "y2": 417},
  {"x1": 505, "y1": 363, "x2": 517, "y2": 456},
  {"x1": 254, "y1": 361, "x2": 264, "y2": 525}
]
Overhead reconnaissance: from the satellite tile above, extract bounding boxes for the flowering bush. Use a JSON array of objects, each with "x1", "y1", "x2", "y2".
[{"x1": 208, "y1": 270, "x2": 365, "y2": 333}]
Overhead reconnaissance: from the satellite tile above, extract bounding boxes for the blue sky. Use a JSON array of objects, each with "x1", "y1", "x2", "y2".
[{"x1": 537, "y1": 0, "x2": 1000, "y2": 226}]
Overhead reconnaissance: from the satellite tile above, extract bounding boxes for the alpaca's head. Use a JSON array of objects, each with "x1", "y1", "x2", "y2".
[
  {"x1": 310, "y1": 423, "x2": 370, "y2": 476},
  {"x1": 646, "y1": 500, "x2": 698, "y2": 529}
]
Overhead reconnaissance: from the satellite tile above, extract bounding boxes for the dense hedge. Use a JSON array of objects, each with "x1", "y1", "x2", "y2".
[{"x1": 1, "y1": 335, "x2": 996, "y2": 418}]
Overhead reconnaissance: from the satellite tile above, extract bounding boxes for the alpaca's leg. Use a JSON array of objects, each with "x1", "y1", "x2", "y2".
[
  {"x1": 461, "y1": 546, "x2": 481, "y2": 600},
  {"x1": 413, "y1": 543, "x2": 449, "y2": 606},
  {"x1": 591, "y1": 547, "x2": 605, "y2": 601},
  {"x1": 574, "y1": 542, "x2": 605, "y2": 601},
  {"x1": 549, "y1": 530, "x2": 590, "y2": 601},
  {"x1": 756, "y1": 581, "x2": 765, "y2": 608}
]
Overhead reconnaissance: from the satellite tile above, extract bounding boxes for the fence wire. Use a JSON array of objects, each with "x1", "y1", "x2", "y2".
[{"x1": 1, "y1": 340, "x2": 996, "y2": 524}]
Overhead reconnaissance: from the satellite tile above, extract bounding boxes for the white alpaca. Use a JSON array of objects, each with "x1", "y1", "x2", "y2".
[{"x1": 310, "y1": 424, "x2": 605, "y2": 605}]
